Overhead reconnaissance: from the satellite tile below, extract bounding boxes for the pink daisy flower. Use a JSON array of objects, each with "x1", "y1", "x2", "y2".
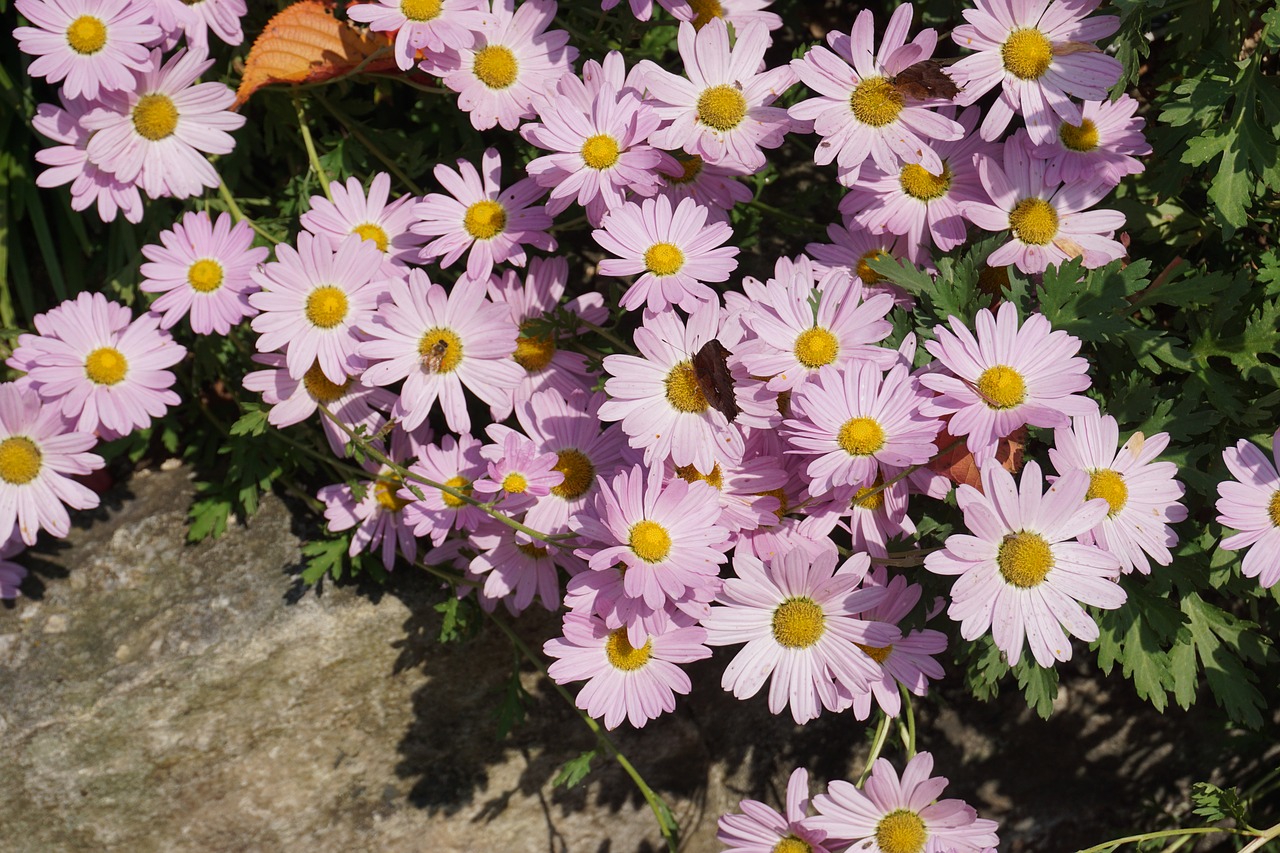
[
  {"x1": 300, "y1": 172, "x2": 425, "y2": 270},
  {"x1": 1050, "y1": 412, "x2": 1187, "y2": 575},
  {"x1": 961, "y1": 133, "x2": 1127, "y2": 274},
  {"x1": 149, "y1": 0, "x2": 246, "y2": 48},
  {"x1": 598, "y1": 0, "x2": 690, "y2": 24},
  {"x1": 919, "y1": 301, "x2": 1097, "y2": 460},
  {"x1": 925, "y1": 460, "x2": 1125, "y2": 667},
  {"x1": 717, "y1": 768, "x2": 833, "y2": 853},
  {"x1": 241, "y1": 353, "x2": 394, "y2": 459},
  {"x1": 573, "y1": 463, "x2": 730, "y2": 616},
  {"x1": 420, "y1": 0, "x2": 577, "y2": 132},
  {"x1": 1216, "y1": 429, "x2": 1280, "y2": 589},
  {"x1": 804, "y1": 223, "x2": 916, "y2": 309},
  {"x1": 949, "y1": 0, "x2": 1123, "y2": 143},
  {"x1": 1029, "y1": 94, "x2": 1150, "y2": 188},
  {"x1": 14, "y1": 0, "x2": 160, "y2": 100},
  {"x1": 592, "y1": 194, "x2": 739, "y2": 314},
  {"x1": 82, "y1": 47, "x2": 245, "y2": 200},
  {"x1": 400, "y1": 433, "x2": 488, "y2": 546},
  {"x1": 544, "y1": 610, "x2": 711, "y2": 730},
  {"x1": 0, "y1": 383, "x2": 104, "y2": 546},
  {"x1": 784, "y1": 362, "x2": 942, "y2": 496},
  {"x1": 140, "y1": 210, "x2": 268, "y2": 335},
  {"x1": 653, "y1": 153, "x2": 752, "y2": 221},
  {"x1": 411, "y1": 147, "x2": 555, "y2": 284},
  {"x1": 598, "y1": 303, "x2": 745, "y2": 473},
  {"x1": 688, "y1": 0, "x2": 781, "y2": 33},
  {"x1": 9, "y1": 292, "x2": 185, "y2": 440},
  {"x1": 701, "y1": 549, "x2": 899, "y2": 724},
  {"x1": 358, "y1": 270, "x2": 524, "y2": 435},
  {"x1": 638, "y1": 19, "x2": 796, "y2": 173},
  {"x1": 474, "y1": 429, "x2": 564, "y2": 510},
  {"x1": 467, "y1": 522, "x2": 583, "y2": 614},
  {"x1": 249, "y1": 232, "x2": 387, "y2": 386},
  {"x1": 31, "y1": 94, "x2": 144, "y2": 224},
  {"x1": 0, "y1": 531, "x2": 27, "y2": 599},
  {"x1": 664, "y1": 437, "x2": 789, "y2": 535},
  {"x1": 346, "y1": 0, "x2": 488, "y2": 71},
  {"x1": 810, "y1": 752, "x2": 1000, "y2": 853},
  {"x1": 789, "y1": 3, "x2": 964, "y2": 186}
]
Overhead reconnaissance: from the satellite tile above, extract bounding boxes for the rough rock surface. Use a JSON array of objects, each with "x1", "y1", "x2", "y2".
[{"x1": 1, "y1": 465, "x2": 1275, "y2": 852}]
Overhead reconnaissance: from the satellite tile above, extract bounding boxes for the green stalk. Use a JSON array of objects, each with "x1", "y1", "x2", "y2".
[
  {"x1": 857, "y1": 711, "x2": 893, "y2": 786},
  {"x1": 293, "y1": 96, "x2": 333, "y2": 201}
]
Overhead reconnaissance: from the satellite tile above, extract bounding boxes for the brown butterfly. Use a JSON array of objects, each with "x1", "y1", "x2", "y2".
[
  {"x1": 891, "y1": 60, "x2": 961, "y2": 101},
  {"x1": 692, "y1": 339, "x2": 739, "y2": 422},
  {"x1": 421, "y1": 339, "x2": 449, "y2": 373}
]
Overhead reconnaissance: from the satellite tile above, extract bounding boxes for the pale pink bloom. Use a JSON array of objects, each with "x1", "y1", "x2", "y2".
[
  {"x1": 544, "y1": 610, "x2": 711, "y2": 730},
  {"x1": 82, "y1": 48, "x2": 245, "y2": 200},
  {"x1": 592, "y1": 194, "x2": 738, "y2": 314},
  {"x1": 925, "y1": 460, "x2": 1124, "y2": 668},
  {"x1": 149, "y1": 0, "x2": 246, "y2": 48},
  {"x1": 638, "y1": 20, "x2": 796, "y2": 173},
  {"x1": 474, "y1": 429, "x2": 564, "y2": 510},
  {"x1": 31, "y1": 94, "x2": 144, "y2": 224},
  {"x1": 468, "y1": 522, "x2": 583, "y2": 614},
  {"x1": 920, "y1": 301, "x2": 1096, "y2": 461},
  {"x1": 15, "y1": 0, "x2": 160, "y2": 100},
  {"x1": 784, "y1": 362, "x2": 942, "y2": 496},
  {"x1": 598, "y1": 0, "x2": 690, "y2": 23},
  {"x1": 411, "y1": 147, "x2": 555, "y2": 283},
  {"x1": 962, "y1": 133, "x2": 1127, "y2": 274},
  {"x1": 689, "y1": 0, "x2": 781, "y2": 33},
  {"x1": 950, "y1": 0, "x2": 1122, "y2": 143},
  {"x1": 810, "y1": 752, "x2": 1000, "y2": 852},
  {"x1": 1216, "y1": 429, "x2": 1280, "y2": 589},
  {"x1": 9, "y1": 292, "x2": 185, "y2": 440},
  {"x1": 599, "y1": 303, "x2": 745, "y2": 473},
  {"x1": 358, "y1": 270, "x2": 523, "y2": 435},
  {"x1": 1050, "y1": 412, "x2": 1186, "y2": 575},
  {"x1": 1030, "y1": 94, "x2": 1150, "y2": 188},
  {"x1": 736, "y1": 260, "x2": 896, "y2": 392},
  {"x1": 561, "y1": 556, "x2": 693, "y2": 646},
  {"x1": 241, "y1": 353, "x2": 394, "y2": 458},
  {"x1": 653, "y1": 153, "x2": 752, "y2": 221},
  {"x1": 789, "y1": 3, "x2": 964, "y2": 186},
  {"x1": 140, "y1": 210, "x2": 268, "y2": 335},
  {"x1": 701, "y1": 550, "x2": 899, "y2": 724},
  {"x1": 0, "y1": 383, "x2": 104, "y2": 546},
  {"x1": 717, "y1": 768, "x2": 833, "y2": 853},
  {"x1": 804, "y1": 223, "x2": 916, "y2": 309},
  {"x1": 400, "y1": 433, "x2": 488, "y2": 546},
  {"x1": 801, "y1": 471, "x2": 914, "y2": 559},
  {"x1": 420, "y1": 0, "x2": 577, "y2": 131},
  {"x1": 663, "y1": 436, "x2": 789, "y2": 535},
  {"x1": 0, "y1": 531, "x2": 27, "y2": 599},
  {"x1": 346, "y1": 0, "x2": 488, "y2": 70},
  {"x1": 300, "y1": 172, "x2": 425, "y2": 270}
]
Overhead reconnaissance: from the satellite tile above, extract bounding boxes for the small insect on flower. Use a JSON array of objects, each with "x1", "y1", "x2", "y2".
[
  {"x1": 692, "y1": 339, "x2": 739, "y2": 422},
  {"x1": 422, "y1": 339, "x2": 450, "y2": 373},
  {"x1": 890, "y1": 60, "x2": 961, "y2": 101}
]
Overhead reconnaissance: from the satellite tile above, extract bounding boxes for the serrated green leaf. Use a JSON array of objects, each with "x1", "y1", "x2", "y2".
[
  {"x1": 300, "y1": 535, "x2": 350, "y2": 585},
  {"x1": 552, "y1": 749, "x2": 597, "y2": 789},
  {"x1": 230, "y1": 409, "x2": 270, "y2": 437},
  {"x1": 1012, "y1": 659, "x2": 1059, "y2": 720}
]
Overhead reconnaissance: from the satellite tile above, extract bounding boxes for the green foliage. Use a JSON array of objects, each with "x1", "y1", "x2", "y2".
[
  {"x1": 552, "y1": 750, "x2": 597, "y2": 789},
  {"x1": 1190, "y1": 782, "x2": 1249, "y2": 826}
]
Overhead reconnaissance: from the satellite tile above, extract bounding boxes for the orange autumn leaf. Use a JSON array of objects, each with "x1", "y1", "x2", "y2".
[
  {"x1": 930, "y1": 426, "x2": 1027, "y2": 491},
  {"x1": 234, "y1": 0, "x2": 396, "y2": 108}
]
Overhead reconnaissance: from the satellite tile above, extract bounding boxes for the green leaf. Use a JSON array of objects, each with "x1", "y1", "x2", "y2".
[
  {"x1": 494, "y1": 657, "x2": 529, "y2": 739},
  {"x1": 1012, "y1": 659, "x2": 1059, "y2": 720},
  {"x1": 1190, "y1": 782, "x2": 1248, "y2": 825},
  {"x1": 552, "y1": 749, "x2": 597, "y2": 789},
  {"x1": 300, "y1": 535, "x2": 351, "y2": 585},
  {"x1": 434, "y1": 595, "x2": 479, "y2": 644},
  {"x1": 230, "y1": 408, "x2": 270, "y2": 437},
  {"x1": 1176, "y1": 593, "x2": 1270, "y2": 727}
]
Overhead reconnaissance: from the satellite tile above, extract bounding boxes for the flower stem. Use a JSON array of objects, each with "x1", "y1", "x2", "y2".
[
  {"x1": 313, "y1": 92, "x2": 425, "y2": 196},
  {"x1": 217, "y1": 180, "x2": 281, "y2": 244},
  {"x1": 293, "y1": 95, "x2": 332, "y2": 201},
  {"x1": 575, "y1": 316, "x2": 638, "y2": 356},
  {"x1": 859, "y1": 436, "x2": 965, "y2": 502},
  {"x1": 857, "y1": 711, "x2": 893, "y2": 786},
  {"x1": 898, "y1": 686, "x2": 916, "y2": 758},
  {"x1": 1075, "y1": 826, "x2": 1248, "y2": 853}
]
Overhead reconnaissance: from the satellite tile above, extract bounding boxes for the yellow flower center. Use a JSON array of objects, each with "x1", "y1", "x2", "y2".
[
  {"x1": 605, "y1": 628, "x2": 653, "y2": 671},
  {"x1": 757, "y1": 487, "x2": 788, "y2": 520},
  {"x1": 1059, "y1": 118, "x2": 1099, "y2": 152},
  {"x1": 187, "y1": 258, "x2": 225, "y2": 293},
  {"x1": 899, "y1": 162, "x2": 952, "y2": 201},
  {"x1": 675, "y1": 463, "x2": 723, "y2": 491},
  {"x1": 644, "y1": 242, "x2": 685, "y2": 277},
  {"x1": 303, "y1": 361, "x2": 351, "y2": 403},
  {"x1": 551, "y1": 449, "x2": 594, "y2": 499},
  {"x1": 517, "y1": 542, "x2": 549, "y2": 558},
  {"x1": 352, "y1": 222, "x2": 390, "y2": 252},
  {"x1": 688, "y1": 0, "x2": 724, "y2": 28},
  {"x1": 1002, "y1": 28, "x2": 1053, "y2": 80},
  {"x1": 0, "y1": 437, "x2": 42, "y2": 485},
  {"x1": 400, "y1": 0, "x2": 443, "y2": 22},
  {"x1": 665, "y1": 361, "x2": 709, "y2": 413},
  {"x1": 1008, "y1": 197, "x2": 1059, "y2": 245},
  {"x1": 850, "y1": 76, "x2": 904, "y2": 128},
  {"x1": 66, "y1": 15, "x2": 108, "y2": 54},
  {"x1": 666, "y1": 155, "x2": 705, "y2": 185},
  {"x1": 771, "y1": 838, "x2": 812, "y2": 853},
  {"x1": 463, "y1": 199, "x2": 507, "y2": 240},
  {"x1": 629, "y1": 519, "x2": 672, "y2": 563},
  {"x1": 513, "y1": 330, "x2": 556, "y2": 373},
  {"x1": 997, "y1": 531, "x2": 1055, "y2": 588},
  {"x1": 304, "y1": 285, "x2": 349, "y2": 329},
  {"x1": 875, "y1": 809, "x2": 928, "y2": 853},
  {"x1": 375, "y1": 477, "x2": 411, "y2": 513},
  {"x1": 976, "y1": 364, "x2": 1026, "y2": 409},
  {"x1": 697, "y1": 84, "x2": 748, "y2": 131},
  {"x1": 852, "y1": 485, "x2": 884, "y2": 511},
  {"x1": 84, "y1": 346, "x2": 129, "y2": 386},
  {"x1": 838, "y1": 417, "x2": 885, "y2": 457},
  {"x1": 1087, "y1": 469, "x2": 1128, "y2": 517},
  {"x1": 1270, "y1": 491, "x2": 1280, "y2": 527},
  {"x1": 772, "y1": 597, "x2": 825, "y2": 648},
  {"x1": 581, "y1": 134, "x2": 621, "y2": 170},
  {"x1": 856, "y1": 642, "x2": 893, "y2": 664},
  {"x1": 473, "y1": 44, "x2": 518, "y2": 89},
  {"x1": 857, "y1": 249, "x2": 888, "y2": 283},
  {"x1": 418, "y1": 327, "x2": 464, "y2": 374},
  {"x1": 502, "y1": 472, "x2": 529, "y2": 493},
  {"x1": 794, "y1": 326, "x2": 839, "y2": 369},
  {"x1": 132, "y1": 93, "x2": 179, "y2": 141},
  {"x1": 440, "y1": 475, "x2": 471, "y2": 509}
]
